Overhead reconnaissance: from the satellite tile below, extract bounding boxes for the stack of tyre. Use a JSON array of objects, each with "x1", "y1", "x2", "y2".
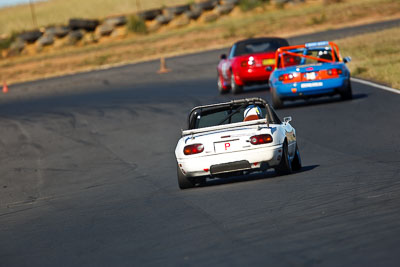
[
  {"x1": 137, "y1": 0, "x2": 239, "y2": 28},
  {"x1": 8, "y1": 15, "x2": 129, "y2": 54},
  {"x1": 6, "y1": 0, "x2": 245, "y2": 55}
]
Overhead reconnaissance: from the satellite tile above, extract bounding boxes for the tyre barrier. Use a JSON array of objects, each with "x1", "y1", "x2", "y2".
[
  {"x1": 104, "y1": 16, "x2": 127, "y2": 27},
  {"x1": 273, "y1": 0, "x2": 291, "y2": 4},
  {"x1": 193, "y1": 0, "x2": 219, "y2": 11},
  {"x1": 54, "y1": 26, "x2": 70, "y2": 38},
  {"x1": 37, "y1": 34, "x2": 54, "y2": 47},
  {"x1": 98, "y1": 24, "x2": 114, "y2": 36},
  {"x1": 184, "y1": 7, "x2": 203, "y2": 20},
  {"x1": 18, "y1": 30, "x2": 42, "y2": 43},
  {"x1": 44, "y1": 27, "x2": 57, "y2": 36},
  {"x1": 165, "y1": 4, "x2": 191, "y2": 16},
  {"x1": 3, "y1": 0, "x2": 308, "y2": 57},
  {"x1": 9, "y1": 39, "x2": 25, "y2": 56},
  {"x1": 69, "y1": 18, "x2": 99, "y2": 32},
  {"x1": 156, "y1": 14, "x2": 174, "y2": 25},
  {"x1": 45, "y1": 26, "x2": 70, "y2": 38},
  {"x1": 216, "y1": 3, "x2": 235, "y2": 15},
  {"x1": 137, "y1": 9, "x2": 162, "y2": 21},
  {"x1": 222, "y1": 0, "x2": 240, "y2": 4},
  {"x1": 68, "y1": 30, "x2": 84, "y2": 44}
]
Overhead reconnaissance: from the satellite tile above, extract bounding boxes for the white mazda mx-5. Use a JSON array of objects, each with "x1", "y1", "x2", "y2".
[{"x1": 175, "y1": 97, "x2": 301, "y2": 189}]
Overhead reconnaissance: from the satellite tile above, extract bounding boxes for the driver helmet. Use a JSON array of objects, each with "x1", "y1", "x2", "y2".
[
  {"x1": 318, "y1": 50, "x2": 331, "y2": 60},
  {"x1": 243, "y1": 105, "x2": 262, "y2": 121}
]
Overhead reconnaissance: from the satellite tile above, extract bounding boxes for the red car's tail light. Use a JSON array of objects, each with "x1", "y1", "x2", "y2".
[
  {"x1": 184, "y1": 144, "x2": 204, "y2": 155},
  {"x1": 247, "y1": 56, "x2": 255, "y2": 66},
  {"x1": 250, "y1": 134, "x2": 273, "y2": 145},
  {"x1": 327, "y1": 68, "x2": 342, "y2": 76},
  {"x1": 279, "y1": 73, "x2": 294, "y2": 82}
]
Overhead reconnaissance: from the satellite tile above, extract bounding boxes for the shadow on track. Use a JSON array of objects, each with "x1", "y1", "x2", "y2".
[
  {"x1": 196, "y1": 164, "x2": 319, "y2": 189},
  {"x1": 282, "y1": 93, "x2": 367, "y2": 110},
  {"x1": 243, "y1": 85, "x2": 270, "y2": 93},
  {"x1": 220, "y1": 85, "x2": 269, "y2": 97}
]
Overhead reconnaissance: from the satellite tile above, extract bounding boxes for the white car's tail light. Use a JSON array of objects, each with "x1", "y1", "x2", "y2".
[
  {"x1": 184, "y1": 144, "x2": 204, "y2": 155},
  {"x1": 250, "y1": 134, "x2": 273, "y2": 145}
]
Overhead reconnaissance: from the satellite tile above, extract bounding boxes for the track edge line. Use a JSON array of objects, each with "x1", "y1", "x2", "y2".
[{"x1": 351, "y1": 77, "x2": 400, "y2": 95}]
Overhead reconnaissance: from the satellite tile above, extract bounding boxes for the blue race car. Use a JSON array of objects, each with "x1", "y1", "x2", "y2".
[{"x1": 268, "y1": 41, "x2": 352, "y2": 109}]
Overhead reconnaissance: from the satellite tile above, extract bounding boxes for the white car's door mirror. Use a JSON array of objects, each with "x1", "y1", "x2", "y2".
[{"x1": 283, "y1": 116, "x2": 292, "y2": 124}]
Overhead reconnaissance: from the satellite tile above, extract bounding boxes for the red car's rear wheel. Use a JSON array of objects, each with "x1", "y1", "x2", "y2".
[
  {"x1": 217, "y1": 74, "x2": 229, "y2": 94},
  {"x1": 231, "y1": 73, "x2": 243, "y2": 94}
]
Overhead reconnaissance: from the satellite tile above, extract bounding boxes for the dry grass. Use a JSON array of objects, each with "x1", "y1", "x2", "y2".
[
  {"x1": 337, "y1": 27, "x2": 400, "y2": 89},
  {"x1": 0, "y1": 0, "x2": 399, "y2": 87}
]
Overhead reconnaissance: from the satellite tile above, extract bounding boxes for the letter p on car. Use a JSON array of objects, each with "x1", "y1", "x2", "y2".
[{"x1": 225, "y1": 143, "x2": 231, "y2": 150}]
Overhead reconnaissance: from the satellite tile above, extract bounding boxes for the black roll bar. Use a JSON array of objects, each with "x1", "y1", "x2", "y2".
[{"x1": 187, "y1": 97, "x2": 272, "y2": 129}]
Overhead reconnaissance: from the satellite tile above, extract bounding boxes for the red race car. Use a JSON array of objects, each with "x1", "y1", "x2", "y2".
[{"x1": 217, "y1": 37, "x2": 289, "y2": 94}]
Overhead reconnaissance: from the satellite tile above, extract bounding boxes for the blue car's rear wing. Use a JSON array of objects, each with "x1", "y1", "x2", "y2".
[{"x1": 305, "y1": 41, "x2": 330, "y2": 48}]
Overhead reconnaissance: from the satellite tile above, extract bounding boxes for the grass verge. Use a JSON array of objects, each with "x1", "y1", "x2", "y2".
[{"x1": 337, "y1": 27, "x2": 400, "y2": 89}]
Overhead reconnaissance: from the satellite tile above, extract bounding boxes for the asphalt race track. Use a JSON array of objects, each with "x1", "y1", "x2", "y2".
[{"x1": 1, "y1": 21, "x2": 400, "y2": 266}]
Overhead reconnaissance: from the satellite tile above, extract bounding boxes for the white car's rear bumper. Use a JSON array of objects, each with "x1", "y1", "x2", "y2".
[{"x1": 177, "y1": 144, "x2": 283, "y2": 178}]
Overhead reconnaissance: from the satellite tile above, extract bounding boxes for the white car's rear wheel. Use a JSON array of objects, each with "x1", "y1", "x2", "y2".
[
  {"x1": 177, "y1": 164, "x2": 195, "y2": 189},
  {"x1": 291, "y1": 144, "x2": 302, "y2": 171},
  {"x1": 275, "y1": 141, "x2": 292, "y2": 175}
]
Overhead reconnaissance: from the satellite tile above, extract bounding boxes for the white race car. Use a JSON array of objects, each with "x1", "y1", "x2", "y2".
[{"x1": 175, "y1": 97, "x2": 301, "y2": 189}]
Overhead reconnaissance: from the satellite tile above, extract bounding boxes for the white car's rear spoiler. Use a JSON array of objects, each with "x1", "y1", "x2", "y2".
[{"x1": 182, "y1": 118, "x2": 268, "y2": 137}]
